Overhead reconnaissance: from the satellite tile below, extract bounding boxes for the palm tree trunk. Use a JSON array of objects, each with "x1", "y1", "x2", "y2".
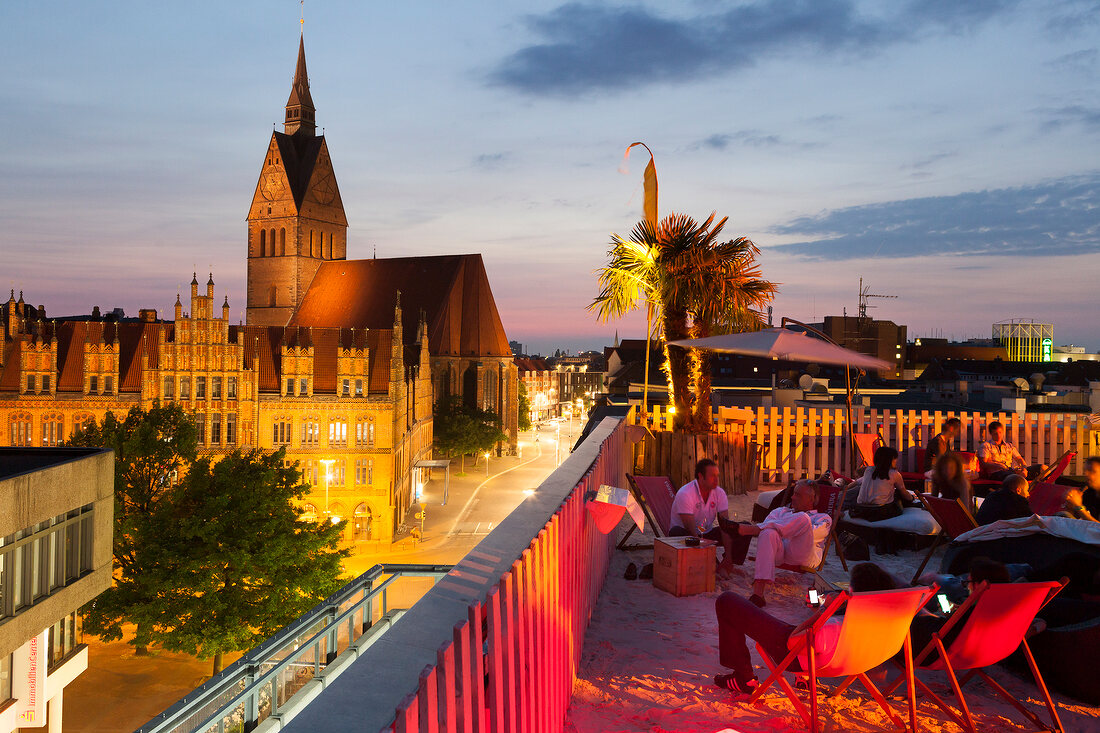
[
  {"x1": 661, "y1": 309, "x2": 694, "y2": 431},
  {"x1": 692, "y1": 348, "x2": 713, "y2": 432}
]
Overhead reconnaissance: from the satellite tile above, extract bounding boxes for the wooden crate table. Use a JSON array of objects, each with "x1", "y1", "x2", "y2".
[{"x1": 653, "y1": 536, "x2": 717, "y2": 597}]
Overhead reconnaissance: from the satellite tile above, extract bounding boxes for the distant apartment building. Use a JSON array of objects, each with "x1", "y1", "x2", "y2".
[
  {"x1": 993, "y1": 319, "x2": 1054, "y2": 362},
  {"x1": 820, "y1": 316, "x2": 907, "y2": 379},
  {"x1": 554, "y1": 353, "x2": 605, "y2": 411},
  {"x1": 515, "y1": 357, "x2": 556, "y2": 421},
  {"x1": 0, "y1": 447, "x2": 113, "y2": 733},
  {"x1": 508, "y1": 341, "x2": 524, "y2": 357}
]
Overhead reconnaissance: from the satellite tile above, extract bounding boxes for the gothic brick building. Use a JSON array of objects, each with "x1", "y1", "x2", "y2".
[{"x1": 0, "y1": 35, "x2": 528, "y2": 541}]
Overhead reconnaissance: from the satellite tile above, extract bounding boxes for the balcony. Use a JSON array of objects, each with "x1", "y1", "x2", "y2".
[{"x1": 139, "y1": 418, "x2": 1100, "y2": 732}]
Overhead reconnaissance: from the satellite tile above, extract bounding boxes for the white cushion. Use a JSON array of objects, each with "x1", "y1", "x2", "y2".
[
  {"x1": 756, "y1": 488, "x2": 784, "y2": 509},
  {"x1": 842, "y1": 507, "x2": 941, "y2": 535}
]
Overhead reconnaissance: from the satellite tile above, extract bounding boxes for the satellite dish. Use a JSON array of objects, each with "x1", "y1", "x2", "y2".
[
  {"x1": 1012, "y1": 377, "x2": 1029, "y2": 391},
  {"x1": 798, "y1": 374, "x2": 815, "y2": 391}
]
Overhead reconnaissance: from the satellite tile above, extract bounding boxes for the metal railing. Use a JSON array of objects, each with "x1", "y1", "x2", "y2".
[{"x1": 134, "y1": 564, "x2": 452, "y2": 733}]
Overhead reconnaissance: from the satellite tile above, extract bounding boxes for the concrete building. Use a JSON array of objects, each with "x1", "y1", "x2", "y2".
[
  {"x1": 0, "y1": 447, "x2": 113, "y2": 733},
  {"x1": 821, "y1": 316, "x2": 907, "y2": 379}
]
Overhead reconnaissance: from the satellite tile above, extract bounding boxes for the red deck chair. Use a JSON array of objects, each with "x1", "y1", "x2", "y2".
[
  {"x1": 776, "y1": 480, "x2": 849, "y2": 588},
  {"x1": 1034, "y1": 450, "x2": 1076, "y2": 484},
  {"x1": 749, "y1": 585, "x2": 937, "y2": 733},
  {"x1": 910, "y1": 493, "x2": 979, "y2": 583},
  {"x1": 619, "y1": 474, "x2": 677, "y2": 549},
  {"x1": 1028, "y1": 482, "x2": 1070, "y2": 517},
  {"x1": 851, "y1": 431, "x2": 883, "y2": 470},
  {"x1": 883, "y1": 579, "x2": 1068, "y2": 733},
  {"x1": 900, "y1": 447, "x2": 927, "y2": 485}
]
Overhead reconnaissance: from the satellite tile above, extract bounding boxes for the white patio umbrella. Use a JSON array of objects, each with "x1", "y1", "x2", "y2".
[{"x1": 668, "y1": 328, "x2": 893, "y2": 476}]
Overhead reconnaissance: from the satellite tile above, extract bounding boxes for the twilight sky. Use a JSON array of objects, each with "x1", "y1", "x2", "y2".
[{"x1": 3, "y1": 0, "x2": 1099, "y2": 355}]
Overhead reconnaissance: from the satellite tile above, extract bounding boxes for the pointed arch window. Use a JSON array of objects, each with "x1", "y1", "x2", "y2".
[
  {"x1": 260, "y1": 229, "x2": 266, "y2": 257},
  {"x1": 280, "y1": 228, "x2": 286, "y2": 256},
  {"x1": 270, "y1": 229, "x2": 276, "y2": 256}
]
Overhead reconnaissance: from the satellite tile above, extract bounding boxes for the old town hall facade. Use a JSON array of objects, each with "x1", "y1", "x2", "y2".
[{"x1": 0, "y1": 37, "x2": 518, "y2": 542}]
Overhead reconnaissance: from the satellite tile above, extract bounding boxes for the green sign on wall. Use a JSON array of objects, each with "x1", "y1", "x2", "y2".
[{"x1": 1042, "y1": 337, "x2": 1053, "y2": 361}]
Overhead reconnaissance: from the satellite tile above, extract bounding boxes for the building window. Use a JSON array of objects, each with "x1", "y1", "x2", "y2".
[
  {"x1": 355, "y1": 459, "x2": 374, "y2": 485},
  {"x1": 260, "y1": 229, "x2": 266, "y2": 257},
  {"x1": 41, "y1": 414, "x2": 63, "y2": 447},
  {"x1": 356, "y1": 420, "x2": 376, "y2": 447},
  {"x1": 273, "y1": 420, "x2": 291, "y2": 446},
  {"x1": 286, "y1": 378, "x2": 295, "y2": 396},
  {"x1": 0, "y1": 505, "x2": 95, "y2": 620},
  {"x1": 0, "y1": 653, "x2": 10, "y2": 704},
  {"x1": 301, "y1": 420, "x2": 319, "y2": 446},
  {"x1": 9, "y1": 414, "x2": 31, "y2": 447},
  {"x1": 89, "y1": 376, "x2": 98, "y2": 394},
  {"x1": 227, "y1": 377, "x2": 237, "y2": 399},
  {"x1": 329, "y1": 420, "x2": 347, "y2": 447},
  {"x1": 48, "y1": 611, "x2": 82, "y2": 669},
  {"x1": 41, "y1": 375, "x2": 50, "y2": 393},
  {"x1": 71, "y1": 413, "x2": 94, "y2": 437},
  {"x1": 355, "y1": 379, "x2": 363, "y2": 397},
  {"x1": 104, "y1": 376, "x2": 113, "y2": 394},
  {"x1": 225, "y1": 413, "x2": 236, "y2": 445},
  {"x1": 212, "y1": 376, "x2": 222, "y2": 400},
  {"x1": 26, "y1": 375, "x2": 35, "y2": 394},
  {"x1": 300, "y1": 378, "x2": 308, "y2": 396},
  {"x1": 164, "y1": 377, "x2": 174, "y2": 400},
  {"x1": 280, "y1": 228, "x2": 286, "y2": 256},
  {"x1": 180, "y1": 376, "x2": 191, "y2": 399},
  {"x1": 196, "y1": 377, "x2": 206, "y2": 399},
  {"x1": 210, "y1": 414, "x2": 221, "y2": 445},
  {"x1": 196, "y1": 413, "x2": 206, "y2": 445},
  {"x1": 342, "y1": 379, "x2": 350, "y2": 396}
]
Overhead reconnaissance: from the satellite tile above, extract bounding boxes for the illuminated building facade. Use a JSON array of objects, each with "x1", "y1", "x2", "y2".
[{"x1": 993, "y1": 319, "x2": 1054, "y2": 362}]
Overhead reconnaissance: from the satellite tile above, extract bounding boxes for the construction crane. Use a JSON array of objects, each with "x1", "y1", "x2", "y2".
[{"x1": 858, "y1": 277, "x2": 897, "y2": 318}]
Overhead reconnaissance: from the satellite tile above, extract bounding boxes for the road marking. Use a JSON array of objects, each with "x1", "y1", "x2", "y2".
[{"x1": 446, "y1": 438, "x2": 544, "y2": 538}]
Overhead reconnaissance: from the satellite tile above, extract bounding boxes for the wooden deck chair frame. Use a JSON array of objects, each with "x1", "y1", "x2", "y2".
[
  {"x1": 750, "y1": 585, "x2": 938, "y2": 733},
  {"x1": 910, "y1": 493, "x2": 978, "y2": 583},
  {"x1": 882, "y1": 579, "x2": 1068, "y2": 733},
  {"x1": 1033, "y1": 450, "x2": 1076, "y2": 485},
  {"x1": 777, "y1": 481, "x2": 848, "y2": 590},
  {"x1": 618, "y1": 473, "x2": 675, "y2": 550}
]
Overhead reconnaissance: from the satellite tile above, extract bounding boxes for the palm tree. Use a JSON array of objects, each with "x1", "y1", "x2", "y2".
[{"x1": 591, "y1": 212, "x2": 777, "y2": 432}]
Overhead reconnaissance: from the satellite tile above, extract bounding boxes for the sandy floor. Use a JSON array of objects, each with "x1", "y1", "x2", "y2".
[{"x1": 565, "y1": 490, "x2": 1100, "y2": 733}]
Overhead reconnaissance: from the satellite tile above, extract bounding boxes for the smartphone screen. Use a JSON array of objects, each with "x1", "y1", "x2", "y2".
[
  {"x1": 808, "y1": 589, "x2": 820, "y2": 606},
  {"x1": 937, "y1": 594, "x2": 952, "y2": 614}
]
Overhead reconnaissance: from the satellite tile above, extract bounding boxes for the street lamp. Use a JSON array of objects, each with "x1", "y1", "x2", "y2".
[
  {"x1": 484, "y1": 452, "x2": 491, "y2": 477},
  {"x1": 319, "y1": 458, "x2": 335, "y2": 519}
]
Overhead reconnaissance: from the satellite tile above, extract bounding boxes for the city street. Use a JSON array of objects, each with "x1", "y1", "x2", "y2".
[{"x1": 64, "y1": 418, "x2": 581, "y2": 733}]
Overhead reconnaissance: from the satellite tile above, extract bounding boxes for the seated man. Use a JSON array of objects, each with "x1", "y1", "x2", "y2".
[
  {"x1": 713, "y1": 561, "x2": 896, "y2": 697},
  {"x1": 721, "y1": 480, "x2": 831, "y2": 607},
  {"x1": 669, "y1": 458, "x2": 738, "y2": 576},
  {"x1": 975, "y1": 474, "x2": 1033, "y2": 525},
  {"x1": 924, "y1": 417, "x2": 961, "y2": 471},
  {"x1": 978, "y1": 420, "x2": 1047, "y2": 481}
]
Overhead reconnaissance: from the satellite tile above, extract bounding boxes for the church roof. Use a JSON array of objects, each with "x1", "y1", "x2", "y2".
[
  {"x1": 288, "y1": 254, "x2": 512, "y2": 358},
  {"x1": 272, "y1": 132, "x2": 326, "y2": 209}
]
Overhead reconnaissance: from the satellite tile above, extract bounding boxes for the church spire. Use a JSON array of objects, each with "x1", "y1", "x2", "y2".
[{"x1": 284, "y1": 35, "x2": 316, "y2": 136}]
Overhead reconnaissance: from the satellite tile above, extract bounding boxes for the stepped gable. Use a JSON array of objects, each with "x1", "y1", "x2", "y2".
[{"x1": 288, "y1": 254, "x2": 511, "y2": 358}]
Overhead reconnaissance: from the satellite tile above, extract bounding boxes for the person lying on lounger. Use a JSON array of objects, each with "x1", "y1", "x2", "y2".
[{"x1": 718, "y1": 480, "x2": 832, "y2": 608}]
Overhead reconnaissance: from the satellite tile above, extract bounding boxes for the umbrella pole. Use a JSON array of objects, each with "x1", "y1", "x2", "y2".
[{"x1": 845, "y1": 365, "x2": 854, "y2": 477}]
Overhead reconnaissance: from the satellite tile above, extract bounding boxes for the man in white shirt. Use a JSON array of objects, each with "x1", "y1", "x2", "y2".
[
  {"x1": 722, "y1": 480, "x2": 832, "y2": 607},
  {"x1": 978, "y1": 420, "x2": 1046, "y2": 481},
  {"x1": 669, "y1": 459, "x2": 738, "y2": 576}
]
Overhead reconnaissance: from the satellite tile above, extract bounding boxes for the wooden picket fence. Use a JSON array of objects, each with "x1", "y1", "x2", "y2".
[
  {"x1": 388, "y1": 417, "x2": 626, "y2": 733},
  {"x1": 631, "y1": 405, "x2": 1099, "y2": 485},
  {"x1": 631, "y1": 429, "x2": 760, "y2": 495}
]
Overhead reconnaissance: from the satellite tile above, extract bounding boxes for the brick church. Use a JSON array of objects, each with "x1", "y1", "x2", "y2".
[{"x1": 0, "y1": 37, "x2": 517, "y2": 541}]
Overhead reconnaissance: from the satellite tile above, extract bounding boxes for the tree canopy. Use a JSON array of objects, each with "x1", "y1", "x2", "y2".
[
  {"x1": 433, "y1": 395, "x2": 509, "y2": 468},
  {"x1": 66, "y1": 402, "x2": 198, "y2": 652},
  {"x1": 518, "y1": 381, "x2": 533, "y2": 432}
]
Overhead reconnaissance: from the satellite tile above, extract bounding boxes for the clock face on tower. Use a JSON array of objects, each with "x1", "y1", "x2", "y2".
[{"x1": 260, "y1": 171, "x2": 285, "y2": 201}]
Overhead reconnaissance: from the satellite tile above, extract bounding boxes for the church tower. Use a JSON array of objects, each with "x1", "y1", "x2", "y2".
[{"x1": 246, "y1": 36, "x2": 348, "y2": 326}]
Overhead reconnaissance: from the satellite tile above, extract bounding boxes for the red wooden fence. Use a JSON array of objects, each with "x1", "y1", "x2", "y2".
[{"x1": 388, "y1": 417, "x2": 626, "y2": 732}]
